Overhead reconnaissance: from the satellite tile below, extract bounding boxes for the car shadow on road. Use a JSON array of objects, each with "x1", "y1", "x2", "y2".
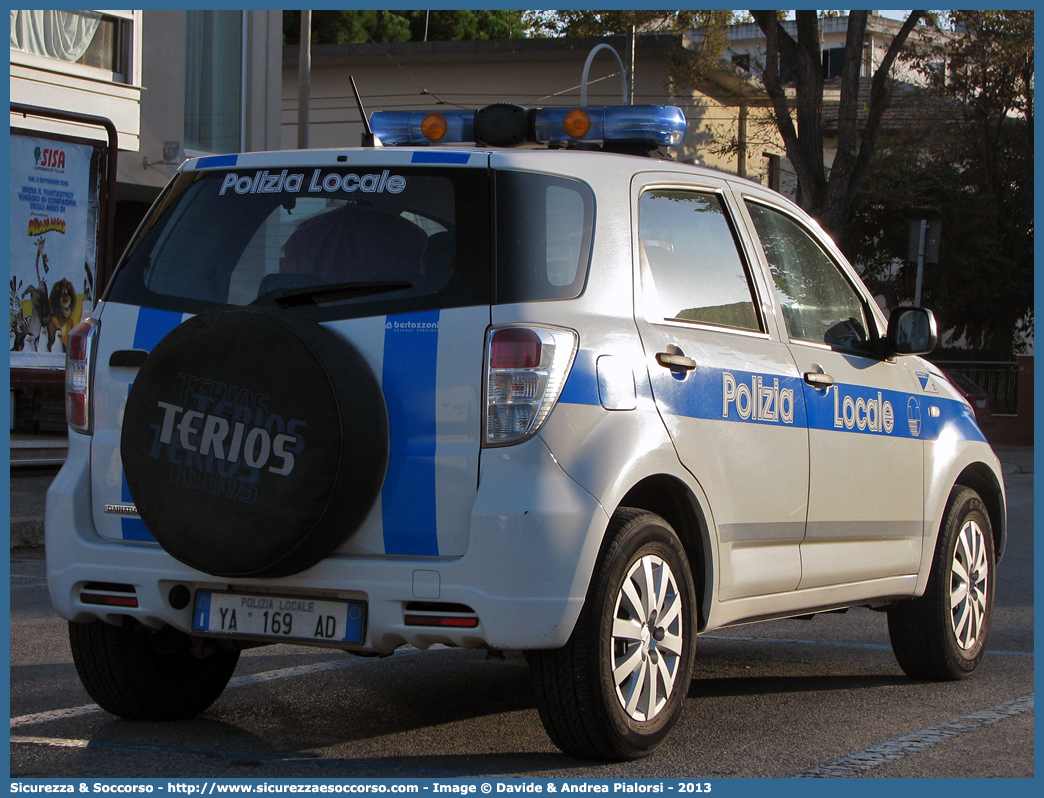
[
  {"x1": 687, "y1": 671, "x2": 910, "y2": 700},
  {"x1": 43, "y1": 714, "x2": 595, "y2": 779}
]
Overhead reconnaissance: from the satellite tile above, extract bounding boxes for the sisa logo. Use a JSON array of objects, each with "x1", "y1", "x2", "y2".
[{"x1": 38, "y1": 148, "x2": 66, "y2": 170}]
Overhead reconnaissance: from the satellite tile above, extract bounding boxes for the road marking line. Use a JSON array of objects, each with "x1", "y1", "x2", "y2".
[
  {"x1": 795, "y1": 693, "x2": 1034, "y2": 777},
  {"x1": 11, "y1": 735, "x2": 89, "y2": 748},
  {"x1": 9, "y1": 704, "x2": 100, "y2": 727},
  {"x1": 9, "y1": 649, "x2": 422, "y2": 729},
  {"x1": 701, "y1": 634, "x2": 1034, "y2": 657}
]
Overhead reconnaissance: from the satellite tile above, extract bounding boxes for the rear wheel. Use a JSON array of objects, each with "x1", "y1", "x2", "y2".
[
  {"x1": 69, "y1": 620, "x2": 240, "y2": 720},
  {"x1": 887, "y1": 486, "x2": 995, "y2": 680},
  {"x1": 529, "y1": 509, "x2": 697, "y2": 760}
]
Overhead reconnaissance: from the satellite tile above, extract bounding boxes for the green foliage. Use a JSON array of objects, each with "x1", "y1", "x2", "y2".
[
  {"x1": 283, "y1": 10, "x2": 531, "y2": 45},
  {"x1": 529, "y1": 10, "x2": 722, "y2": 38},
  {"x1": 843, "y1": 11, "x2": 1033, "y2": 358}
]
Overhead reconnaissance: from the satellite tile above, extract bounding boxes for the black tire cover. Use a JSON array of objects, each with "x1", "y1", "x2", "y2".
[{"x1": 121, "y1": 307, "x2": 388, "y2": 578}]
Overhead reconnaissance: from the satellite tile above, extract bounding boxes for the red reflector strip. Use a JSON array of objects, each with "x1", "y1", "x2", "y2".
[
  {"x1": 404, "y1": 614, "x2": 478, "y2": 628},
  {"x1": 490, "y1": 328, "x2": 541, "y2": 368},
  {"x1": 80, "y1": 593, "x2": 139, "y2": 608},
  {"x1": 67, "y1": 393, "x2": 88, "y2": 430},
  {"x1": 66, "y1": 323, "x2": 91, "y2": 361}
]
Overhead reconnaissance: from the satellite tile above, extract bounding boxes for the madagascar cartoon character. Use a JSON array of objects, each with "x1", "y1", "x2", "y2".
[
  {"x1": 10, "y1": 276, "x2": 34, "y2": 352},
  {"x1": 21, "y1": 283, "x2": 49, "y2": 352},
  {"x1": 47, "y1": 278, "x2": 80, "y2": 352},
  {"x1": 34, "y1": 236, "x2": 50, "y2": 278}
]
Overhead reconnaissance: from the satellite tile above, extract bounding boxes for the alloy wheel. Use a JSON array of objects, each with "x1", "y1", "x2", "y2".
[{"x1": 610, "y1": 554, "x2": 685, "y2": 721}]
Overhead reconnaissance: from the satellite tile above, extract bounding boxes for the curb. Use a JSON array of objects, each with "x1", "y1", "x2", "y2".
[{"x1": 1001, "y1": 462, "x2": 1032, "y2": 476}]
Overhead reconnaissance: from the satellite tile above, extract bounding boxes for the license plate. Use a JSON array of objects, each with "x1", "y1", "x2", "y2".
[{"x1": 193, "y1": 591, "x2": 365, "y2": 645}]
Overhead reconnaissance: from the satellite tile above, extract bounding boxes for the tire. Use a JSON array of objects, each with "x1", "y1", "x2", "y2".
[
  {"x1": 69, "y1": 620, "x2": 240, "y2": 720},
  {"x1": 121, "y1": 307, "x2": 388, "y2": 578},
  {"x1": 528, "y1": 509, "x2": 697, "y2": 760},
  {"x1": 887, "y1": 486, "x2": 995, "y2": 680}
]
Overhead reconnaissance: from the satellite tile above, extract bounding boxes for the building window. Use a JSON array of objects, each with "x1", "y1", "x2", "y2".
[
  {"x1": 731, "y1": 52, "x2": 751, "y2": 72},
  {"x1": 823, "y1": 46, "x2": 846, "y2": 79},
  {"x1": 763, "y1": 153, "x2": 781, "y2": 192},
  {"x1": 184, "y1": 10, "x2": 243, "y2": 155},
  {"x1": 9, "y1": 10, "x2": 133, "y2": 83}
]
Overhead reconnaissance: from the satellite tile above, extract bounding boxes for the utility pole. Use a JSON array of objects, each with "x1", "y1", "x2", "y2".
[
  {"x1": 628, "y1": 25, "x2": 636, "y2": 105},
  {"x1": 908, "y1": 218, "x2": 941, "y2": 307},
  {"x1": 737, "y1": 103, "x2": 748, "y2": 179},
  {"x1": 297, "y1": 10, "x2": 311, "y2": 149}
]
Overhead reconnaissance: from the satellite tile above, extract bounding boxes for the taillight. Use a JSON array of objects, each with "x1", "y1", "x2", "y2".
[
  {"x1": 484, "y1": 325, "x2": 577, "y2": 446},
  {"x1": 65, "y1": 318, "x2": 99, "y2": 434}
]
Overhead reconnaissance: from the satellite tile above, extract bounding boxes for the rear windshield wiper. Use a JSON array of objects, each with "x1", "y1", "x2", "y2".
[{"x1": 265, "y1": 281, "x2": 413, "y2": 308}]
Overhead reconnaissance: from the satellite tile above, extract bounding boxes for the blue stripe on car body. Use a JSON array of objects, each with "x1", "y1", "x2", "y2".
[
  {"x1": 121, "y1": 307, "x2": 187, "y2": 542},
  {"x1": 132, "y1": 307, "x2": 184, "y2": 351},
  {"x1": 381, "y1": 311, "x2": 441, "y2": 555},
  {"x1": 193, "y1": 154, "x2": 239, "y2": 170},
  {"x1": 559, "y1": 353, "x2": 986, "y2": 443},
  {"x1": 411, "y1": 152, "x2": 472, "y2": 164}
]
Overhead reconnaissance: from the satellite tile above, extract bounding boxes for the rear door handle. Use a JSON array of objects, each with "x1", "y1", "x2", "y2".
[
  {"x1": 804, "y1": 371, "x2": 835, "y2": 388},
  {"x1": 656, "y1": 353, "x2": 697, "y2": 371}
]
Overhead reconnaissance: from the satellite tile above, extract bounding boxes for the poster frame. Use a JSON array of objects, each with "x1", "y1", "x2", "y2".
[{"x1": 10, "y1": 103, "x2": 117, "y2": 389}]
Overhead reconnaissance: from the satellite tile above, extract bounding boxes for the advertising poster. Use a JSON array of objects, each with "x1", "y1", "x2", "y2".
[{"x1": 9, "y1": 133, "x2": 99, "y2": 366}]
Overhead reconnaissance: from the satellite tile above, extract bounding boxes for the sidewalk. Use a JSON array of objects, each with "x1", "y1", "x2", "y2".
[
  {"x1": 9, "y1": 446, "x2": 1035, "y2": 549},
  {"x1": 992, "y1": 445, "x2": 1035, "y2": 476},
  {"x1": 9, "y1": 467, "x2": 56, "y2": 548}
]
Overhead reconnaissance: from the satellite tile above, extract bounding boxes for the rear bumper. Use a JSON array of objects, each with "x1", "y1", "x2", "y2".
[{"x1": 46, "y1": 433, "x2": 608, "y2": 653}]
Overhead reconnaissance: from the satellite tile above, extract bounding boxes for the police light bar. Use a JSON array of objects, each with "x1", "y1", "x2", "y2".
[
  {"x1": 368, "y1": 110, "x2": 475, "y2": 146},
  {"x1": 534, "y1": 106, "x2": 686, "y2": 147},
  {"x1": 369, "y1": 104, "x2": 686, "y2": 148}
]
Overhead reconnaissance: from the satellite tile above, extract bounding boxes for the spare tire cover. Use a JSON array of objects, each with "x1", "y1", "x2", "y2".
[{"x1": 121, "y1": 307, "x2": 388, "y2": 578}]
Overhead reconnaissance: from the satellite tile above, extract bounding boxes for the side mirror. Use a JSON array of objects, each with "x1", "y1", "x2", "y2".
[{"x1": 886, "y1": 306, "x2": 938, "y2": 356}]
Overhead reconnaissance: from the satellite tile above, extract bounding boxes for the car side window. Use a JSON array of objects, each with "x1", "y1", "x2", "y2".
[
  {"x1": 745, "y1": 200, "x2": 870, "y2": 352},
  {"x1": 638, "y1": 189, "x2": 761, "y2": 332}
]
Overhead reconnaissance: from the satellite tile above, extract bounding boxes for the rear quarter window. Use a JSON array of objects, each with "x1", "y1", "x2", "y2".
[{"x1": 494, "y1": 171, "x2": 594, "y2": 303}]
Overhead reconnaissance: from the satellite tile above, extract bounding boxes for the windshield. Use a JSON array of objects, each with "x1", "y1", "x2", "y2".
[{"x1": 107, "y1": 166, "x2": 491, "y2": 320}]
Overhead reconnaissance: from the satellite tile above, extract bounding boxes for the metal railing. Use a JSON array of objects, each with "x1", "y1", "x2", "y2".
[{"x1": 933, "y1": 361, "x2": 1020, "y2": 416}]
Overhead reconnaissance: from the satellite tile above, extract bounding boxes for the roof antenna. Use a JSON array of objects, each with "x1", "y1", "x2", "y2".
[{"x1": 351, "y1": 76, "x2": 381, "y2": 147}]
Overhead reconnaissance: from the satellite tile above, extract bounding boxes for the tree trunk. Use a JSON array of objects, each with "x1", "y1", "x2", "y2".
[{"x1": 752, "y1": 10, "x2": 925, "y2": 240}]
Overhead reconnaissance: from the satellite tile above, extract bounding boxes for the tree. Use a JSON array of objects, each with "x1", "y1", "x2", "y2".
[
  {"x1": 533, "y1": 10, "x2": 736, "y2": 77},
  {"x1": 531, "y1": 10, "x2": 731, "y2": 40},
  {"x1": 283, "y1": 10, "x2": 530, "y2": 46},
  {"x1": 842, "y1": 11, "x2": 1033, "y2": 358},
  {"x1": 750, "y1": 10, "x2": 927, "y2": 238}
]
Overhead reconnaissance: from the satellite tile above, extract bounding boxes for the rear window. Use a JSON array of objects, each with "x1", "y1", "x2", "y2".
[{"x1": 106, "y1": 166, "x2": 490, "y2": 320}]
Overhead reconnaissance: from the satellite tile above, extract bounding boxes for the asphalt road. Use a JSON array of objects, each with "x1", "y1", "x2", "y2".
[{"x1": 9, "y1": 466, "x2": 1033, "y2": 780}]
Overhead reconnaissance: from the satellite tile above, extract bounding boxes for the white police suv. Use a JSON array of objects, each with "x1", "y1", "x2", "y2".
[{"x1": 47, "y1": 103, "x2": 1006, "y2": 761}]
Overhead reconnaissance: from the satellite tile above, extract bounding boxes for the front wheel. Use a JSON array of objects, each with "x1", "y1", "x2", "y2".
[
  {"x1": 887, "y1": 486, "x2": 995, "y2": 680},
  {"x1": 528, "y1": 509, "x2": 697, "y2": 760},
  {"x1": 69, "y1": 620, "x2": 240, "y2": 720}
]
